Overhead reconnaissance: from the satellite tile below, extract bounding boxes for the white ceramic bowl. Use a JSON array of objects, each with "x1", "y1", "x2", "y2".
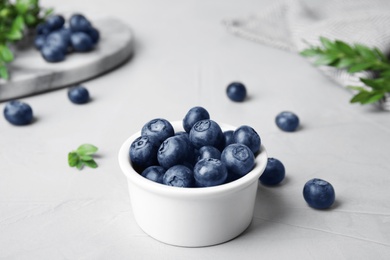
[{"x1": 118, "y1": 121, "x2": 268, "y2": 247}]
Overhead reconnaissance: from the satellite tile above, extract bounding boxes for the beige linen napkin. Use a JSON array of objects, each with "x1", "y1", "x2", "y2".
[{"x1": 224, "y1": 0, "x2": 390, "y2": 110}]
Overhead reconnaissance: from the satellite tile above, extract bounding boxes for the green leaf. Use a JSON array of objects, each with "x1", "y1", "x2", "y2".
[
  {"x1": 335, "y1": 40, "x2": 355, "y2": 56},
  {"x1": 0, "y1": 65, "x2": 9, "y2": 80},
  {"x1": 24, "y1": 13, "x2": 36, "y2": 25},
  {"x1": 360, "y1": 78, "x2": 385, "y2": 90},
  {"x1": 350, "y1": 91, "x2": 371, "y2": 103},
  {"x1": 68, "y1": 152, "x2": 79, "y2": 167},
  {"x1": 320, "y1": 37, "x2": 335, "y2": 50},
  {"x1": 15, "y1": 0, "x2": 29, "y2": 14},
  {"x1": 334, "y1": 58, "x2": 355, "y2": 68},
  {"x1": 347, "y1": 86, "x2": 367, "y2": 92},
  {"x1": 77, "y1": 144, "x2": 98, "y2": 155},
  {"x1": 76, "y1": 160, "x2": 84, "y2": 170},
  {"x1": 314, "y1": 54, "x2": 339, "y2": 65},
  {"x1": 354, "y1": 43, "x2": 377, "y2": 60},
  {"x1": 83, "y1": 160, "x2": 98, "y2": 169},
  {"x1": 6, "y1": 29, "x2": 23, "y2": 40},
  {"x1": 373, "y1": 47, "x2": 388, "y2": 62},
  {"x1": 12, "y1": 15, "x2": 25, "y2": 31},
  {"x1": 0, "y1": 45, "x2": 14, "y2": 62},
  {"x1": 300, "y1": 48, "x2": 320, "y2": 57},
  {"x1": 362, "y1": 92, "x2": 385, "y2": 104},
  {"x1": 347, "y1": 62, "x2": 375, "y2": 73},
  {"x1": 80, "y1": 155, "x2": 93, "y2": 161}
]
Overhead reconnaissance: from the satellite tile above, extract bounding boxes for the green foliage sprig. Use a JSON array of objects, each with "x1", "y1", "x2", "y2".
[
  {"x1": 0, "y1": 0, "x2": 52, "y2": 79},
  {"x1": 300, "y1": 37, "x2": 390, "y2": 105},
  {"x1": 68, "y1": 144, "x2": 99, "y2": 170}
]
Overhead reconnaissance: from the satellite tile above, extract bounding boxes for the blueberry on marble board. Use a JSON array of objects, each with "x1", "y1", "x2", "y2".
[
  {"x1": 69, "y1": 14, "x2": 92, "y2": 32},
  {"x1": 259, "y1": 158, "x2": 285, "y2": 186},
  {"x1": 3, "y1": 100, "x2": 34, "y2": 126},
  {"x1": 194, "y1": 158, "x2": 228, "y2": 187},
  {"x1": 163, "y1": 165, "x2": 194, "y2": 188},
  {"x1": 45, "y1": 31, "x2": 71, "y2": 54},
  {"x1": 46, "y1": 15, "x2": 66, "y2": 31},
  {"x1": 303, "y1": 178, "x2": 335, "y2": 209},
  {"x1": 275, "y1": 111, "x2": 300, "y2": 132},
  {"x1": 68, "y1": 85, "x2": 90, "y2": 104},
  {"x1": 85, "y1": 27, "x2": 100, "y2": 45},
  {"x1": 40, "y1": 44, "x2": 66, "y2": 62},
  {"x1": 70, "y1": 32, "x2": 94, "y2": 52},
  {"x1": 226, "y1": 82, "x2": 247, "y2": 102}
]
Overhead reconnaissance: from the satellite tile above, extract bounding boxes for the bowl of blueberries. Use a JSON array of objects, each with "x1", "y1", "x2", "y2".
[{"x1": 118, "y1": 107, "x2": 268, "y2": 247}]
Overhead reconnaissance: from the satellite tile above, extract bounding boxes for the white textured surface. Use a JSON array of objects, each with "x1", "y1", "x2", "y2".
[{"x1": 0, "y1": 0, "x2": 389, "y2": 259}]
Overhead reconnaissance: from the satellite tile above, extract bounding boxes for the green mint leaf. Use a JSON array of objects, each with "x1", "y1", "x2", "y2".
[
  {"x1": 335, "y1": 40, "x2": 355, "y2": 56},
  {"x1": 334, "y1": 58, "x2": 355, "y2": 68},
  {"x1": 354, "y1": 44, "x2": 377, "y2": 60},
  {"x1": 347, "y1": 62, "x2": 375, "y2": 73},
  {"x1": 0, "y1": 45, "x2": 14, "y2": 62},
  {"x1": 319, "y1": 37, "x2": 335, "y2": 50},
  {"x1": 314, "y1": 54, "x2": 338, "y2": 65},
  {"x1": 362, "y1": 92, "x2": 385, "y2": 104},
  {"x1": 68, "y1": 152, "x2": 79, "y2": 167},
  {"x1": 83, "y1": 160, "x2": 98, "y2": 169},
  {"x1": 350, "y1": 91, "x2": 371, "y2": 103},
  {"x1": 76, "y1": 160, "x2": 84, "y2": 170},
  {"x1": 360, "y1": 78, "x2": 385, "y2": 90},
  {"x1": 77, "y1": 144, "x2": 98, "y2": 156},
  {"x1": 6, "y1": 30, "x2": 23, "y2": 40},
  {"x1": 12, "y1": 15, "x2": 25, "y2": 32},
  {"x1": 79, "y1": 155, "x2": 93, "y2": 161},
  {"x1": 0, "y1": 65, "x2": 9, "y2": 80}
]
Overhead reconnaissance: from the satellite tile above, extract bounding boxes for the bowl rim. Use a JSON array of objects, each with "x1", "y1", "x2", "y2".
[{"x1": 118, "y1": 120, "x2": 268, "y2": 198}]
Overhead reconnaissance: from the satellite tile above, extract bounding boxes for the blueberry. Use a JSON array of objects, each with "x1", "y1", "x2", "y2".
[
  {"x1": 223, "y1": 130, "x2": 234, "y2": 148},
  {"x1": 46, "y1": 15, "x2": 65, "y2": 31},
  {"x1": 303, "y1": 178, "x2": 335, "y2": 209},
  {"x1": 194, "y1": 158, "x2": 228, "y2": 187},
  {"x1": 34, "y1": 35, "x2": 46, "y2": 50},
  {"x1": 70, "y1": 32, "x2": 94, "y2": 52},
  {"x1": 3, "y1": 100, "x2": 34, "y2": 126},
  {"x1": 189, "y1": 119, "x2": 224, "y2": 150},
  {"x1": 197, "y1": 146, "x2": 221, "y2": 161},
  {"x1": 233, "y1": 125, "x2": 261, "y2": 154},
  {"x1": 40, "y1": 44, "x2": 66, "y2": 62},
  {"x1": 45, "y1": 31, "x2": 70, "y2": 54},
  {"x1": 141, "y1": 166, "x2": 166, "y2": 184},
  {"x1": 36, "y1": 23, "x2": 51, "y2": 36},
  {"x1": 157, "y1": 136, "x2": 194, "y2": 169},
  {"x1": 183, "y1": 106, "x2": 210, "y2": 133},
  {"x1": 69, "y1": 14, "x2": 92, "y2": 32},
  {"x1": 259, "y1": 158, "x2": 285, "y2": 186},
  {"x1": 129, "y1": 135, "x2": 161, "y2": 172},
  {"x1": 221, "y1": 143, "x2": 255, "y2": 177},
  {"x1": 226, "y1": 82, "x2": 247, "y2": 102},
  {"x1": 141, "y1": 118, "x2": 174, "y2": 143},
  {"x1": 85, "y1": 27, "x2": 100, "y2": 45},
  {"x1": 163, "y1": 165, "x2": 194, "y2": 187},
  {"x1": 275, "y1": 111, "x2": 300, "y2": 132},
  {"x1": 68, "y1": 85, "x2": 90, "y2": 104}
]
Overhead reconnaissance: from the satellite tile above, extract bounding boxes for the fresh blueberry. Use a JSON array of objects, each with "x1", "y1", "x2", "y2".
[
  {"x1": 189, "y1": 119, "x2": 224, "y2": 150},
  {"x1": 197, "y1": 146, "x2": 221, "y2": 161},
  {"x1": 129, "y1": 135, "x2": 161, "y2": 172},
  {"x1": 141, "y1": 166, "x2": 166, "y2": 184},
  {"x1": 224, "y1": 130, "x2": 234, "y2": 145},
  {"x1": 163, "y1": 165, "x2": 194, "y2": 187},
  {"x1": 68, "y1": 85, "x2": 90, "y2": 104},
  {"x1": 275, "y1": 111, "x2": 300, "y2": 132},
  {"x1": 259, "y1": 158, "x2": 285, "y2": 186},
  {"x1": 69, "y1": 14, "x2": 92, "y2": 32},
  {"x1": 40, "y1": 44, "x2": 66, "y2": 62},
  {"x1": 157, "y1": 135, "x2": 194, "y2": 169},
  {"x1": 3, "y1": 100, "x2": 34, "y2": 126},
  {"x1": 34, "y1": 35, "x2": 46, "y2": 50},
  {"x1": 183, "y1": 106, "x2": 210, "y2": 133},
  {"x1": 70, "y1": 32, "x2": 94, "y2": 52},
  {"x1": 233, "y1": 125, "x2": 261, "y2": 154},
  {"x1": 45, "y1": 15, "x2": 65, "y2": 31},
  {"x1": 36, "y1": 23, "x2": 51, "y2": 36},
  {"x1": 141, "y1": 118, "x2": 174, "y2": 143},
  {"x1": 194, "y1": 158, "x2": 228, "y2": 187},
  {"x1": 85, "y1": 27, "x2": 100, "y2": 45},
  {"x1": 303, "y1": 178, "x2": 335, "y2": 209},
  {"x1": 226, "y1": 82, "x2": 247, "y2": 102},
  {"x1": 221, "y1": 143, "x2": 255, "y2": 177},
  {"x1": 45, "y1": 31, "x2": 70, "y2": 54}
]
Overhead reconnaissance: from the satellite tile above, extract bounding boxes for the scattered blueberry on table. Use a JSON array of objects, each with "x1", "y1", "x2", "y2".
[
  {"x1": 303, "y1": 178, "x2": 335, "y2": 209},
  {"x1": 259, "y1": 158, "x2": 285, "y2": 186},
  {"x1": 35, "y1": 14, "x2": 100, "y2": 62},
  {"x1": 68, "y1": 85, "x2": 90, "y2": 104},
  {"x1": 275, "y1": 111, "x2": 300, "y2": 132},
  {"x1": 226, "y1": 82, "x2": 247, "y2": 102},
  {"x1": 3, "y1": 100, "x2": 34, "y2": 126}
]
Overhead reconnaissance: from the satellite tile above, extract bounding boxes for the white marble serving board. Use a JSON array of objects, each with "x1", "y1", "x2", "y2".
[{"x1": 0, "y1": 17, "x2": 134, "y2": 102}]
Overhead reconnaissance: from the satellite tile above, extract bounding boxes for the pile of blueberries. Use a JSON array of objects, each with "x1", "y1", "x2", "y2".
[
  {"x1": 129, "y1": 106, "x2": 262, "y2": 188},
  {"x1": 34, "y1": 14, "x2": 100, "y2": 62}
]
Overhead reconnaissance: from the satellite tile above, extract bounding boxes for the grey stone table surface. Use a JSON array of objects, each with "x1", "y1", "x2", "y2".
[{"x1": 0, "y1": 0, "x2": 389, "y2": 259}]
